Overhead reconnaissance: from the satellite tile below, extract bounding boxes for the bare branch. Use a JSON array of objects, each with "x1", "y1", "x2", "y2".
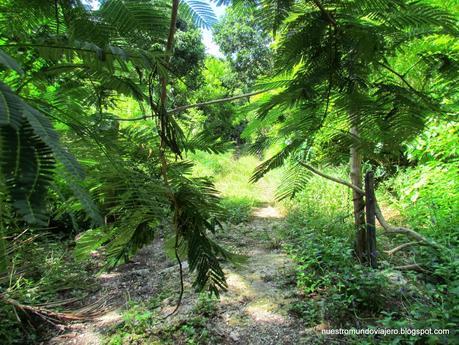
[
  {"x1": 114, "y1": 116, "x2": 149, "y2": 122},
  {"x1": 113, "y1": 90, "x2": 270, "y2": 121},
  {"x1": 385, "y1": 241, "x2": 421, "y2": 256},
  {"x1": 374, "y1": 205, "x2": 441, "y2": 248},
  {"x1": 299, "y1": 162, "x2": 444, "y2": 250},
  {"x1": 394, "y1": 264, "x2": 429, "y2": 273},
  {"x1": 168, "y1": 89, "x2": 268, "y2": 114},
  {"x1": 299, "y1": 162, "x2": 364, "y2": 194}
]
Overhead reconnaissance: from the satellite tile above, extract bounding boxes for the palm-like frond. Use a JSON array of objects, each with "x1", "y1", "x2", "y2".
[
  {"x1": 276, "y1": 162, "x2": 311, "y2": 201},
  {"x1": 0, "y1": 49, "x2": 23, "y2": 75},
  {"x1": 251, "y1": 138, "x2": 303, "y2": 182},
  {"x1": 181, "y1": 0, "x2": 218, "y2": 29},
  {"x1": 172, "y1": 174, "x2": 229, "y2": 294},
  {"x1": 97, "y1": 0, "x2": 170, "y2": 41},
  {"x1": 0, "y1": 124, "x2": 54, "y2": 225},
  {"x1": 0, "y1": 82, "x2": 86, "y2": 224}
]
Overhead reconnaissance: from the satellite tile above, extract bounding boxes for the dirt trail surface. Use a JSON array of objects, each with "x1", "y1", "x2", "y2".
[{"x1": 48, "y1": 206, "x2": 319, "y2": 345}]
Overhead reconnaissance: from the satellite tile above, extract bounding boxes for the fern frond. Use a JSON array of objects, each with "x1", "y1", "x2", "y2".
[
  {"x1": 185, "y1": 130, "x2": 232, "y2": 154},
  {"x1": 98, "y1": 0, "x2": 170, "y2": 41},
  {"x1": 23, "y1": 103, "x2": 83, "y2": 179},
  {"x1": 180, "y1": 0, "x2": 218, "y2": 29},
  {"x1": 0, "y1": 123, "x2": 55, "y2": 225},
  {"x1": 276, "y1": 162, "x2": 312, "y2": 201},
  {"x1": 0, "y1": 48, "x2": 23, "y2": 74},
  {"x1": 250, "y1": 138, "x2": 302, "y2": 182}
]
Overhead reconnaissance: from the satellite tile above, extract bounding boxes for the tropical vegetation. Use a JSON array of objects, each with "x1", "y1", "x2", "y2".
[{"x1": 0, "y1": 0, "x2": 457, "y2": 344}]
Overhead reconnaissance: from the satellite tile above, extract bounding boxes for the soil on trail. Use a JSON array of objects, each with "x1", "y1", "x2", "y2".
[{"x1": 48, "y1": 206, "x2": 319, "y2": 345}]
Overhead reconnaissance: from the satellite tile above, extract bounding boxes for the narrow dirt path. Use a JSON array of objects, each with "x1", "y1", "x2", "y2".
[
  {"x1": 48, "y1": 205, "x2": 317, "y2": 344},
  {"x1": 210, "y1": 205, "x2": 305, "y2": 344}
]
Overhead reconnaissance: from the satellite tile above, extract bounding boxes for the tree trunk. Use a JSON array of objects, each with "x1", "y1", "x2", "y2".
[
  {"x1": 350, "y1": 125, "x2": 366, "y2": 262},
  {"x1": 365, "y1": 171, "x2": 377, "y2": 268}
]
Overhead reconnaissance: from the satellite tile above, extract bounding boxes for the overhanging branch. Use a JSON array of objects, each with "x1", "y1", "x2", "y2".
[
  {"x1": 167, "y1": 89, "x2": 268, "y2": 114},
  {"x1": 113, "y1": 89, "x2": 270, "y2": 121}
]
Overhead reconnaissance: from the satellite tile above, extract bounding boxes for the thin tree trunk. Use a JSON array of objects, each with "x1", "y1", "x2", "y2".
[
  {"x1": 0, "y1": 179, "x2": 8, "y2": 275},
  {"x1": 365, "y1": 171, "x2": 377, "y2": 268},
  {"x1": 299, "y1": 161, "x2": 445, "y2": 251},
  {"x1": 0, "y1": 230, "x2": 6, "y2": 275},
  {"x1": 350, "y1": 125, "x2": 366, "y2": 262}
]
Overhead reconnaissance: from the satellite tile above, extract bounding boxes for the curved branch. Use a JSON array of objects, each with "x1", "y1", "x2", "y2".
[
  {"x1": 299, "y1": 162, "x2": 444, "y2": 249},
  {"x1": 385, "y1": 241, "x2": 421, "y2": 256},
  {"x1": 299, "y1": 162, "x2": 364, "y2": 194},
  {"x1": 167, "y1": 89, "x2": 268, "y2": 114},
  {"x1": 113, "y1": 90, "x2": 270, "y2": 121}
]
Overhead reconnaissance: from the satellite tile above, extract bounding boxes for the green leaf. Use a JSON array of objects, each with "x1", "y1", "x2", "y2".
[
  {"x1": 0, "y1": 49, "x2": 23, "y2": 74},
  {"x1": 180, "y1": 0, "x2": 218, "y2": 29}
]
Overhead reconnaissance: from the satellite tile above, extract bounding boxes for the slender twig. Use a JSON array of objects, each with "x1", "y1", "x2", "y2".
[
  {"x1": 155, "y1": 0, "x2": 184, "y2": 317},
  {"x1": 377, "y1": 62, "x2": 420, "y2": 94},
  {"x1": 160, "y1": 0, "x2": 179, "y2": 106},
  {"x1": 114, "y1": 116, "x2": 150, "y2": 122},
  {"x1": 163, "y1": 235, "x2": 184, "y2": 318}
]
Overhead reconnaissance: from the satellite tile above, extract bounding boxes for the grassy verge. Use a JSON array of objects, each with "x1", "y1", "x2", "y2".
[
  {"x1": 280, "y1": 165, "x2": 458, "y2": 344},
  {"x1": 105, "y1": 293, "x2": 222, "y2": 345},
  {"x1": 189, "y1": 150, "x2": 283, "y2": 224},
  {"x1": 0, "y1": 237, "x2": 97, "y2": 344}
]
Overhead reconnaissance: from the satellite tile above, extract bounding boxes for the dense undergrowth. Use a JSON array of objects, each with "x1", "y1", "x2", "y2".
[
  {"x1": 99, "y1": 147, "x2": 458, "y2": 345},
  {"x1": 281, "y1": 164, "x2": 458, "y2": 344},
  {"x1": 106, "y1": 293, "x2": 221, "y2": 345},
  {"x1": 0, "y1": 237, "x2": 97, "y2": 344},
  {"x1": 1, "y1": 146, "x2": 458, "y2": 344}
]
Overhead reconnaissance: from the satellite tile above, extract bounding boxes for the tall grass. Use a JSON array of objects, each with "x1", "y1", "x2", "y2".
[{"x1": 189, "y1": 150, "x2": 284, "y2": 223}]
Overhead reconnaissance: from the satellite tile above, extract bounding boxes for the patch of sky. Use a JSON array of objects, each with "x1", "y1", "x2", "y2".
[{"x1": 81, "y1": 0, "x2": 225, "y2": 58}]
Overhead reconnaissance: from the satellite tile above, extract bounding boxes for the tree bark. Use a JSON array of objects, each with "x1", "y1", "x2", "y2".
[
  {"x1": 365, "y1": 171, "x2": 377, "y2": 268},
  {"x1": 299, "y1": 162, "x2": 445, "y2": 251},
  {"x1": 350, "y1": 125, "x2": 366, "y2": 262}
]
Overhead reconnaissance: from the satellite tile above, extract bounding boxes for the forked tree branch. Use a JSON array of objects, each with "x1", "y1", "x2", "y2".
[
  {"x1": 312, "y1": 0, "x2": 337, "y2": 28},
  {"x1": 299, "y1": 162, "x2": 444, "y2": 250},
  {"x1": 377, "y1": 62, "x2": 420, "y2": 95}
]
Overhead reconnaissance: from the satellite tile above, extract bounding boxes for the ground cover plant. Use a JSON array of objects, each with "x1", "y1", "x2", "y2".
[{"x1": 0, "y1": 0, "x2": 457, "y2": 344}]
